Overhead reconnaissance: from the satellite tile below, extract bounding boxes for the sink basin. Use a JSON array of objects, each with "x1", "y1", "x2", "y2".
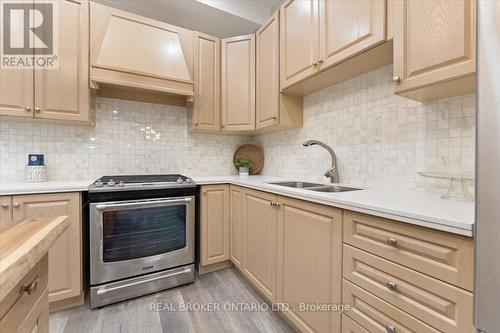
[
  {"x1": 269, "y1": 181, "x2": 324, "y2": 188},
  {"x1": 308, "y1": 185, "x2": 361, "y2": 193}
]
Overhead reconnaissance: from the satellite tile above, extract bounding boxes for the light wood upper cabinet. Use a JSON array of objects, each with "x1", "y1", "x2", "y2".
[
  {"x1": 11, "y1": 192, "x2": 82, "y2": 306},
  {"x1": 276, "y1": 196, "x2": 343, "y2": 333},
  {"x1": 221, "y1": 34, "x2": 256, "y2": 132},
  {"x1": 243, "y1": 189, "x2": 277, "y2": 302},
  {"x1": 0, "y1": 0, "x2": 91, "y2": 123},
  {"x1": 35, "y1": 0, "x2": 90, "y2": 122},
  {"x1": 191, "y1": 32, "x2": 220, "y2": 131},
  {"x1": 319, "y1": 0, "x2": 386, "y2": 68},
  {"x1": 229, "y1": 185, "x2": 245, "y2": 271},
  {"x1": 280, "y1": 0, "x2": 320, "y2": 88},
  {"x1": 256, "y1": 12, "x2": 303, "y2": 133},
  {"x1": 392, "y1": 0, "x2": 476, "y2": 101},
  {"x1": 200, "y1": 185, "x2": 230, "y2": 266},
  {"x1": 0, "y1": 69, "x2": 33, "y2": 118},
  {"x1": 90, "y1": 2, "x2": 194, "y2": 98},
  {"x1": 280, "y1": 0, "x2": 391, "y2": 96}
]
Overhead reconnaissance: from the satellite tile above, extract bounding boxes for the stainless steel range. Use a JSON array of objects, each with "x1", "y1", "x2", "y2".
[{"x1": 88, "y1": 174, "x2": 196, "y2": 308}]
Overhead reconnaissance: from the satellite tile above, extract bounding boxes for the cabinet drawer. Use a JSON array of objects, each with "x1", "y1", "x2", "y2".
[
  {"x1": 343, "y1": 245, "x2": 473, "y2": 333},
  {"x1": 343, "y1": 279, "x2": 440, "y2": 333},
  {"x1": 342, "y1": 314, "x2": 369, "y2": 333},
  {"x1": 0, "y1": 255, "x2": 48, "y2": 332},
  {"x1": 343, "y1": 211, "x2": 474, "y2": 291}
]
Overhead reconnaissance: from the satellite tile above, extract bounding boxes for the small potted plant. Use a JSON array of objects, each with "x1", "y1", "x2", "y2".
[{"x1": 234, "y1": 159, "x2": 250, "y2": 177}]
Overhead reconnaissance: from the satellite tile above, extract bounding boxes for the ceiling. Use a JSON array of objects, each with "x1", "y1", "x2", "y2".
[{"x1": 93, "y1": 0, "x2": 284, "y2": 38}]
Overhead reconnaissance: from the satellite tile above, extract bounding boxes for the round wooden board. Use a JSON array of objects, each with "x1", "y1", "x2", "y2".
[{"x1": 233, "y1": 144, "x2": 264, "y2": 175}]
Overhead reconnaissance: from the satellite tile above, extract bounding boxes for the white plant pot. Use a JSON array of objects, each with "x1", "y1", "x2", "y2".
[{"x1": 239, "y1": 166, "x2": 249, "y2": 177}]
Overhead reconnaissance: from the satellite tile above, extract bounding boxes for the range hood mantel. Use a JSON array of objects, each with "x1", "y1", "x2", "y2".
[{"x1": 90, "y1": 3, "x2": 195, "y2": 101}]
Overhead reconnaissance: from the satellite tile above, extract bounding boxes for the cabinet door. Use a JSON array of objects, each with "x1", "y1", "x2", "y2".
[
  {"x1": 221, "y1": 34, "x2": 256, "y2": 131},
  {"x1": 276, "y1": 196, "x2": 343, "y2": 333},
  {"x1": 280, "y1": 0, "x2": 320, "y2": 88},
  {"x1": 34, "y1": 0, "x2": 90, "y2": 122},
  {"x1": 12, "y1": 193, "x2": 82, "y2": 304},
  {"x1": 393, "y1": 0, "x2": 476, "y2": 94},
  {"x1": 200, "y1": 185, "x2": 230, "y2": 266},
  {"x1": 0, "y1": 196, "x2": 13, "y2": 232},
  {"x1": 320, "y1": 0, "x2": 386, "y2": 68},
  {"x1": 256, "y1": 12, "x2": 280, "y2": 129},
  {"x1": 0, "y1": 68, "x2": 33, "y2": 118},
  {"x1": 229, "y1": 185, "x2": 245, "y2": 271},
  {"x1": 193, "y1": 32, "x2": 220, "y2": 131},
  {"x1": 243, "y1": 189, "x2": 277, "y2": 302}
]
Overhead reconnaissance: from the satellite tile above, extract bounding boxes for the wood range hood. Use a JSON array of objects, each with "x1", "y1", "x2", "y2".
[{"x1": 89, "y1": 2, "x2": 195, "y2": 104}]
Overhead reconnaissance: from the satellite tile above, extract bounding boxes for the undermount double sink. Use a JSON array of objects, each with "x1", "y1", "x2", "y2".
[{"x1": 269, "y1": 181, "x2": 362, "y2": 193}]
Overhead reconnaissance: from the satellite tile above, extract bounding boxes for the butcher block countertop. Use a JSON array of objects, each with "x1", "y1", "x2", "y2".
[{"x1": 0, "y1": 216, "x2": 69, "y2": 302}]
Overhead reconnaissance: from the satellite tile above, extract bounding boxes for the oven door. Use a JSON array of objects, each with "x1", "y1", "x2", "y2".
[{"x1": 90, "y1": 196, "x2": 195, "y2": 285}]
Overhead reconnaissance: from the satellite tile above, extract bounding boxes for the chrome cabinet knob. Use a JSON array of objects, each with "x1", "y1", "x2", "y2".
[
  {"x1": 312, "y1": 60, "x2": 318, "y2": 66},
  {"x1": 25, "y1": 106, "x2": 32, "y2": 112},
  {"x1": 387, "y1": 238, "x2": 397, "y2": 247},
  {"x1": 392, "y1": 75, "x2": 401, "y2": 84},
  {"x1": 0, "y1": 202, "x2": 8, "y2": 209},
  {"x1": 13, "y1": 202, "x2": 20, "y2": 208},
  {"x1": 34, "y1": 107, "x2": 41, "y2": 113},
  {"x1": 221, "y1": 124, "x2": 225, "y2": 128},
  {"x1": 202, "y1": 190, "x2": 207, "y2": 195},
  {"x1": 317, "y1": 59, "x2": 323, "y2": 64},
  {"x1": 386, "y1": 324, "x2": 396, "y2": 333},
  {"x1": 386, "y1": 281, "x2": 397, "y2": 291}
]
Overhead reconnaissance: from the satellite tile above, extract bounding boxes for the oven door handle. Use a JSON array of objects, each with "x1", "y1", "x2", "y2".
[{"x1": 95, "y1": 197, "x2": 192, "y2": 210}]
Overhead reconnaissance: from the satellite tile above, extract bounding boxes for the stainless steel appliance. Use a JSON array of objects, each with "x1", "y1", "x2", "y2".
[
  {"x1": 475, "y1": 1, "x2": 500, "y2": 332},
  {"x1": 88, "y1": 174, "x2": 196, "y2": 308}
]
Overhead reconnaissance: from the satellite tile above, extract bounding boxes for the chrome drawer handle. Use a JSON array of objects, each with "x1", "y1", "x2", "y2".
[
  {"x1": 387, "y1": 238, "x2": 397, "y2": 247},
  {"x1": 20, "y1": 280, "x2": 38, "y2": 295},
  {"x1": 386, "y1": 281, "x2": 397, "y2": 291},
  {"x1": 386, "y1": 324, "x2": 396, "y2": 333},
  {"x1": 0, "y1": 203, "x2": 8, "y2": 209}
]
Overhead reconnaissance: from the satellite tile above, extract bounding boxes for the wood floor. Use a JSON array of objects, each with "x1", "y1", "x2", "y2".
[{"x1": 50, "y1": 268, "x2": 294, "y2": 333}]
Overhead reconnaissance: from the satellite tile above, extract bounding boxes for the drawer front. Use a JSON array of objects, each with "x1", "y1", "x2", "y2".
[
  {"x1": 0, "y1": 255, "x2": 48, "y2": 331},
  {"x1": 343, "y1": 245, "x2": 473, "y2": 333},
  {"x1": 343, "y1": 210, "x2": 474, "y2": 291},
  {"x1": 342, "y1": 314, "x2": 369, "y2": 333},
  {"x1": 343, "y1": 279, "x2": 440, "y2": 333}
]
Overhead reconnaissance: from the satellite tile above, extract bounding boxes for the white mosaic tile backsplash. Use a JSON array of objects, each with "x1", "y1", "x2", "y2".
[
  {"x1": 0, "y1": 97, "x2": 250, "y2": 181},
  {"x1": 254, "y1": 65, "x2": 476, "y2": 193},
  {"x1": 0, "y1": 65, "x2": 475, "y2": 194}
]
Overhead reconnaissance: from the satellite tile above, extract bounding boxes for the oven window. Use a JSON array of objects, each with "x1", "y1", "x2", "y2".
[{"x1": 102, "y1": 205, "x2": 186, "y2": 262}]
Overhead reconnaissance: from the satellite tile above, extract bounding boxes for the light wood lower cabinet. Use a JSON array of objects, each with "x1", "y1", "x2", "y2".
[
  {"x1": 229, "y1": 186, "x2": 245, "y2": 271},
  {"x1": 343, "y1": 245, "x2": 473, "y2": 333},
  {"x1": 343, "y1": 210, "x2": 474, "y2": 291},
  {"x1": 342, "y1": 314, "x2": 369, "y2": 333},
  {"x1": 276, "y1": 196, "x2": 343, "y2": 333},
  {"x1": 243, "y1": 189, "x2": 277, "y2": 302},
  {"x1": 343, "y1": 279, "x2": 440, "y2": 333},
  {"x1": 0, "y1": 196, "x2": 13, "y2": 232},
  {"x1": 9, "y1": 193, "x2": 82, "y2": 307},
  {"x1": 200, "y1": 185, "x2": 230, "y2": 266}
]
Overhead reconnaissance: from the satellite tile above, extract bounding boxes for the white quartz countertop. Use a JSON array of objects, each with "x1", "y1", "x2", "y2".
[
  {"x1": 193, "y1": 176, "x2": 475, "y2": 237},
  {"x1": 0, "y1": 176, "x2": 475, "y2": 236},
  {"x1": 0, "y1": 180, "x2": 93, "y2": 195}
]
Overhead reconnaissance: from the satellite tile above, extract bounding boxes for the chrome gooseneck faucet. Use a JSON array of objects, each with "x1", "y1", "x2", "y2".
[{"x1": 303, "y1": 140, "x2": 339, "y2": 183}]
